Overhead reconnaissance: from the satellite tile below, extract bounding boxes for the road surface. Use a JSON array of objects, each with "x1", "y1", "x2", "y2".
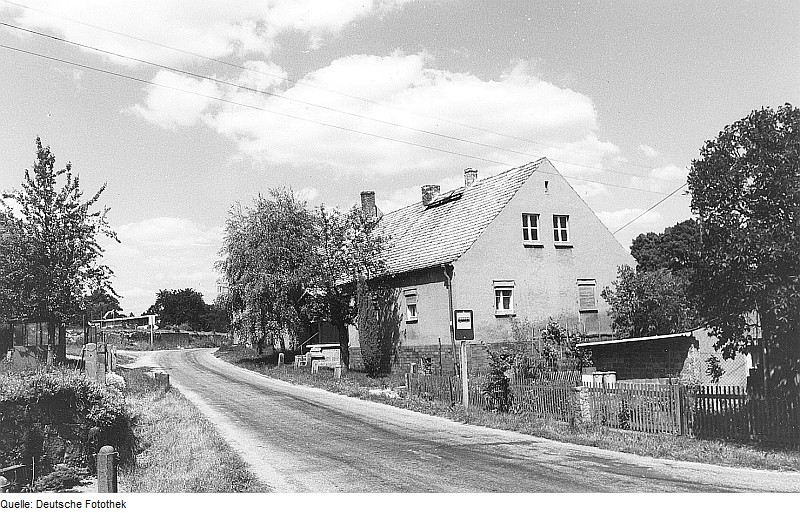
[{"x1": 126, "y1": 348, "x2": 800, "y2": 492}]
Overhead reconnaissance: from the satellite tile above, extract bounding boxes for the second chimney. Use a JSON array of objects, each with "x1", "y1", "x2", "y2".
[
  {"x1": 421, "y1": 185, "x2": 440, "y2": 206},
  {"x1": 360, "y1": 191, "x2": 376, "y2": 218},
  {"x1": 464, "y1": 168, "x2": 478, "y2": 187}
]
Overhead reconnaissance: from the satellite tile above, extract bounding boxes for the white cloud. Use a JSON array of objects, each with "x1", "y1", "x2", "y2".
[
  {"x1": 294, "y1": 187, "x2": 320, "y2": 203},
  {"x1": 629, "y1": 164, "x2": 688, "y2": 193},
  {"x1": 148, "y1": 53, "x2": 619, "y2": 181},
  {"x1": 127, "y1": 71, "x2": 220, "y2": 129},
  {"x1": 2, "y1": 1, "x2": 424, "y2": 64},
  {"x1": 639, "y1": 144, "x2": 661, "y2": 158},
  {"x1": 101, "y1": 217, "x2": 224, "y2": 314},
  {"x1": 597, "y1": 208, "x2": 664, "y2": 237}
]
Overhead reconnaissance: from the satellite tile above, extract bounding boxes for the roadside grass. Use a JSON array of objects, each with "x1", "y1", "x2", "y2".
[
  {"x1": 216, "y1": 345, "x2": 800, "y2": 473},
  {"x1": 118, "y1": 366, "x2": 269, "y2": 493}
]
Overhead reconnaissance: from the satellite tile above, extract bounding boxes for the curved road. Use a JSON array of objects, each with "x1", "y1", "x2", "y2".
[{"x1": 131, "y1": 348, "x2": 800, "y2": 492}]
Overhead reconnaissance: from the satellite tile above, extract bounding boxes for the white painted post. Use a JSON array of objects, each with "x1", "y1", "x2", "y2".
[{"x1": 460, "y1": 341, "x2": 469, "y2": 408}]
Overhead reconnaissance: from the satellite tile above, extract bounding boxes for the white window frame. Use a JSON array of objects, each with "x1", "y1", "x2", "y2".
[
  {"x1": 553, "y1": 214, "x2": 571, "y2": 245},
  {"x1": 522, "y1": 213, "x2": 541, "y2": 245},
  {"x1": 404, "y1": 289, "x2": 418, "y2": 323},
  {"x1": 493, "y1": 280, "x2": 515, "y2": 317}
]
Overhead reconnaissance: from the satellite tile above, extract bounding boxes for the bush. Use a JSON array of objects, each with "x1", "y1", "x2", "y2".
[
  {"x1": 481, "y1": 348, "x2": 513, "y2": 413},
  {"x1": 0, "y1": 369, "x2": 134, "y2": 480}
]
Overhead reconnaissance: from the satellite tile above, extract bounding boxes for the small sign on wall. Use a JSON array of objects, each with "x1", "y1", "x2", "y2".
[{"x1": 454, "y1": 309, "x2": 474, "y2": 340}]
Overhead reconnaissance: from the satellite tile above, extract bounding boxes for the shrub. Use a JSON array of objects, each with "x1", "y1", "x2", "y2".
[
  {"x1": 0, "y1": 369, "x2": 134, "y2": 479},
  {"x1": 481, "y1": 348, "x2": 514, "y2": 413}
]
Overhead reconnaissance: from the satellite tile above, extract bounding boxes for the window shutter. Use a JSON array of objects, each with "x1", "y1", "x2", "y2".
[{"x1": 578, "y1": 283, "x2": 596, "y2": 311}]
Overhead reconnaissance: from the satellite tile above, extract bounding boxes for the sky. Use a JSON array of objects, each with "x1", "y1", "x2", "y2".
[{"x1": 1, "y1": 0, "x2": 798, "y2": 316}]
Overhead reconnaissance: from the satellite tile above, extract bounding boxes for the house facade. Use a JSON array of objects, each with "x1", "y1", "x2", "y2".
[{"x1": 349, "y1": 158, "x2": 634, "y2": 371}]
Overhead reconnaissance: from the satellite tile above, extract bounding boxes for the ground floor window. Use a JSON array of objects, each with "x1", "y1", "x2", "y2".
[{"x1": 493, "y1": 280, "x2": 515, "y2": 316}]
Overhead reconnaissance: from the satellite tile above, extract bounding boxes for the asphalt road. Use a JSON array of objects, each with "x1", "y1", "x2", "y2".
[{"x1": 130, "y1": 348, "x2": 800, "y2": 493}]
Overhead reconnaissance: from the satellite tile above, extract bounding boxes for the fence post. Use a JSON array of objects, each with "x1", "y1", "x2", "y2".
[
  {"x1": 405, "y1": 372, "x2": 411, "y2": 405},
  {"x1": 96, "y1": 446, "x2": 117, "y2": 493},
  {"x1": 460, "y1": 341, "x2": 469, "y2": 408}
]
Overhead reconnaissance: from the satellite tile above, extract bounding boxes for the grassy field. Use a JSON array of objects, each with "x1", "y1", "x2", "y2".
[
  {"x1": 118, "y1": 366, "x2": 269, "y2": 493},
  {"x1": 217, "y1": 345, "x2": 800, "y2": 472}
]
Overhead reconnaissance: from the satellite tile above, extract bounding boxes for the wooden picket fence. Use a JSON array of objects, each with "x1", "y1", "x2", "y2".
[
  {"x1": 585, "y1": 382, "x2": 683, "y2": 434},
  {"x1": 406, "y1": 373, "x2": 800, "y2": 445}
]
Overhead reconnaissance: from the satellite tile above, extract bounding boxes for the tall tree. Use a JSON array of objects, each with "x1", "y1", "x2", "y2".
[
  {"x1": 0, "y1": 138, "x2": 116, "y2": 323},
  {"x1": 687, "y1": 104, "x2": 800, "y2": 396},
  {"x1": 79, "y1": 287, "x2": 123, "y2": 324},
  {"x1": 218, "y1": 189, "x2": 316, "y2": 352},
  {"x1": 630, "y1": 219, "x2": 701, "y2": 276},
  {"x1": 601, "y1": 265, "x2": 699, "y2": 339},
  {"x1": 143, "y1": 288, "x2": 209, "y2": 331},
  {"x1": 312, "y1": 205, "x2": 386, "y2": 367}
]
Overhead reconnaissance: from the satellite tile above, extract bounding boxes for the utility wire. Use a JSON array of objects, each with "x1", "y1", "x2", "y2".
[
  {"x1": 0, "y1": 20, "x2": 648, "y2": 178},
  {"x1": 0, "y1": 42, "x2": 675, "y2": 196},
  {"x1": 611, "y1": 181, "x2": 688, "y2": 235},
  {"x1": 0, "y1": 0, "x2": 662, "y2": 172}
]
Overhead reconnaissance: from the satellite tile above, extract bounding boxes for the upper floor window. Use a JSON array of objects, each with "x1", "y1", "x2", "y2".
[
  {"x1": 493, "y1": 280, "x2": 515, "y2": 316},
  {"x1": 522, "y1": 213, "x2": 540, "y2": 244},
  {"x1": 553, "y1": 215, "x2": 570, "y2": 244},
  {"x1": 404, "y1": 289, "x2": 418, "y2": 322}
]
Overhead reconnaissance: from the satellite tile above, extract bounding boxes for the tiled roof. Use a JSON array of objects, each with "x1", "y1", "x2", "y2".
[{"x1": 378, "y1": 158, "x2": 545, "y2": 275}]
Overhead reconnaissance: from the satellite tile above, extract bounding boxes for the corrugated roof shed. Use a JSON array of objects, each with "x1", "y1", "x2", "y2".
[{"x1": 378, "y1": 158, "x2": 545, "y2": 275}]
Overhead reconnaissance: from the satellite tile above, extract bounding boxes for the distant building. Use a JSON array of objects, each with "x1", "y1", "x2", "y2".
[{"x1": 348, "y1": 158, "x2": 634, "y2": 370}]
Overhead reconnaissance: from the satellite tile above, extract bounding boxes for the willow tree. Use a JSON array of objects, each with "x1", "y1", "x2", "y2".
[{"x1": 218, "y1": 189, "x2": 316, "y2": 352}]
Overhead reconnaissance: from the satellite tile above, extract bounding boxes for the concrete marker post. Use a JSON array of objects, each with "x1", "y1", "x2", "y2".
[
  {"x1": 96, "y1": 446, "x2": 117, "y2": 493},
  {"x1": 0, "y1": 475, "x2": 9, "y2": 493}
]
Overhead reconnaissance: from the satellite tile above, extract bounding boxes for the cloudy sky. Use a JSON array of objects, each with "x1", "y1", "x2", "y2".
[{"x1": 1, "y1": 0, "x2": 798, "y2": 315}]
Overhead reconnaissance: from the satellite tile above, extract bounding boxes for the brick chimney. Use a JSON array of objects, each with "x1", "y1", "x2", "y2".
[
  {"x1": 360, "y1": 191, "x2": 376, "y2": 218},
  {"x1": 421, "y1": 185, "x2": 440, "y2": 206},
  {"x1": 464, "y1": 168, "x2": 478, "y2": 187}
]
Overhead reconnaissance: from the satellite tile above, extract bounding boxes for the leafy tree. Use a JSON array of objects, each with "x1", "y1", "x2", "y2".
[
  {"x1": 687, "y1": 103, "x2": 800, "y2": 396},
  {"x1": 356, "y1": 276, "x2": 400, "y2": 377},
  {"x1": 79, "y1": 287, "x2": 122, "y2": 324},
  {"x1": 218, "y1": 189, "x2": 317, "y2": 353},
  {"x1": 601, "y1": 265, "x2": 699, "y2": 338},
  {"x1": 311, "y1": 205, "x2": 387, "y2": 367},
  {"x1": 144, "y1": 288, "x2": 209, "y2": 331},
  {"x1": 630, "y1": 219, "x2": 701, "y2": 276},
  {"x1": 204, "y1": 300, "x2": 230, "y2": 333},
  {"x1": 0, "y1": 138, "x2": 116, "y2": 323}
]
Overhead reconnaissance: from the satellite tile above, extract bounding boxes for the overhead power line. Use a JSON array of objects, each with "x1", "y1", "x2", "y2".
[
  {"x1": 611, "y1": 181, "x2": 688, "y2": 235},
  {"x1": 0, "y1": 20, "x2": 648, "y2": 178},
  {"x1": 0, "y1": 0, "x2": 663, "y2": 172},
  {"x1": 0, "y1": 42, "x2": 678, "y2": 197}
]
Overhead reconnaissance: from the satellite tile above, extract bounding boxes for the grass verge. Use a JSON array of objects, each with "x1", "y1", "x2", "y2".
[
  {"x1": 216, "y1": 345, "x2": 800, "y2": 473},
  {"x1": 118, "y1": 367, "x2": 269, "y2": 492}
]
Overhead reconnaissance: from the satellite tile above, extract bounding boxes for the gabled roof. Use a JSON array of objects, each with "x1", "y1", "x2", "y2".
[{"x1": 378, "y1": 158, "x2": 545, "y2": 275}]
